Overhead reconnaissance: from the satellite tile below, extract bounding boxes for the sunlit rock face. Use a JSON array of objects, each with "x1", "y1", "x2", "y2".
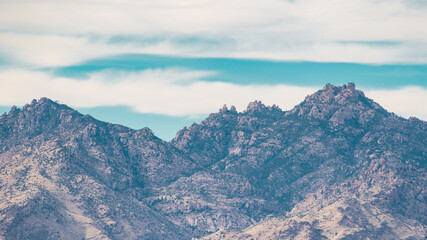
[{"x1": 1, "y1": 83, "x2": 426, "y2": 239}]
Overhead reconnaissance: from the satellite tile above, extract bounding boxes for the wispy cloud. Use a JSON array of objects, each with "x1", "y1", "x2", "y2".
[
  {"x1": 0, "y1": 0, "x2": 426, "y2": 66},
  {"x1": 0, "y1": 68, "x2": 426, "y2": 120},
  {"x1": 0, "y1": 68, "x2": 316, "y2": 116}
]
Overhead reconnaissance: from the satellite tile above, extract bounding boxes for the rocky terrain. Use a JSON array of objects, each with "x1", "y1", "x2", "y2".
[{"x1": 0, "y1": 83, "x2": 425, "y2": 239}]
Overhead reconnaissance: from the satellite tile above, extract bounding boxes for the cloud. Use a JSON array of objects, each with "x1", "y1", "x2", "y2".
[
  {"x1": 0, "y1": 33, "x2": 111, "y2": 67},
  {"x1": 1, "y1": 0, "x2": 426, "y2": 39},
  {"x1": 1, "y1": 32, "x2": 426, "y2": 68},
  {"x1": 366, "y1": 86, "x2": 427, "y2": 120},
  {"x1": 0, "y1": 68, "x2": 316, "y2": 116},
  {"x1": 0, "y1": 0, "x2": 427, "y2": 66},
  {"x1": 0, "y1": 68, "x2": 426, "y2": 120}
]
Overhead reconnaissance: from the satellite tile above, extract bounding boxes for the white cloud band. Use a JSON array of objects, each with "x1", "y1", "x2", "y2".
[
  {"x1": 1, "y1": 69, "x2": 426, "y2": 120},
  {"x1": 1, "y1": 0, "x2": 427, "y2": 66}
]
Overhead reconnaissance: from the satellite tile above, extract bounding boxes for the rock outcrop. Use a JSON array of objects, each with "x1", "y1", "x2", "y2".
[{"x1": 0, "y1": 84, "x2": 425, "y2": 239}]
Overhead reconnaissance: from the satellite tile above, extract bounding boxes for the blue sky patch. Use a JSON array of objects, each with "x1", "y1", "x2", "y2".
[{"x1": 52, "y1": 54, "x2": 427, "y2": 89}]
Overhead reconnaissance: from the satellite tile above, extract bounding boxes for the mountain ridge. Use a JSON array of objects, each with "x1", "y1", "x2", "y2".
[{"x1": 0, "y1": 83, "x2": 425, "y2": 239}]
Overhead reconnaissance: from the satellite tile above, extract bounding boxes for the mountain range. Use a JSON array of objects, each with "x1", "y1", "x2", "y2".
[{"x1": 0, "y1": 83, "x2": 425, "y2": 239}]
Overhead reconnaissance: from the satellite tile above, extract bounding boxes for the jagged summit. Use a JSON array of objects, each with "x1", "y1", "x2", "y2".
[
  {"x1": 0, "y1": 84, "x2": 426, "y2": 239},
  {"x1": 243, "y1": 100, "x2": 278, "y2": 113},
  {"x1": 212, "y1": 83, "x2": 380, "y2": 124},
  {"x1": 286, "y1": 83, "x2": 389, "y2": 124},
  {"x1": 219, "y1": 104, "x2": 237, "y2": 113},
  {"x1": 323, "y1": 82, "x2": 356, "y2": 91},
  {"x1": 29, "y1": 97, "x2": 58, "y2": 105},
  {"x1": 23, "y1": 97, "x2": 66, "y2": 111},
  {"x1": 0, "y1": 97, "x2": 85, "y2": 136},
  {"x1": 0, "y1": 97, "x2": 157, "y2": 136},
  {"x1": 245, "y1": 100, "x2": 266, "y2": 112},
  {"x1": 2, "y1": 97, "x2": 73, "y2": 118},
  {"x1": 307, "y1": 82, "x2": 366, "y2": 105}
]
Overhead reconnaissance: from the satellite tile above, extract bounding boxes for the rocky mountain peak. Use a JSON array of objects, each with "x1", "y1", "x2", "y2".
[
  {"x1": 4, "y1": 97, "x2": 80, "y2": 126},
  {"x1": 286, "y1": 83, "x2": 388, "y2": 124},
  {"x1": 1, "y1": 85, "x2": 426, "y2": 240},
  {"x1": 244, "y1": 100, "x2": 282, "y2": 116},
  {"x1": 219, "y1": 104, "x2": 237, "y2": 113},
  {"x1": 246, "y1": 100, "x2": 281, "y2": 113},
  {"x1": 23, "y1": 97, "x2": 62, "y2": 110},
  {"x1": 307, "y1": 82, "x2": 364, "y2": 105},
  {"x1": 5, "y1": 97, "x2": 74, "y2": 120},
  {"x1": 245, "y1": 100, "x2": 265, "y2": 111}
]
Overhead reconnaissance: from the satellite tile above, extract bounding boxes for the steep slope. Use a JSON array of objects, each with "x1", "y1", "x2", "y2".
[
  {"x1": 162, "y1": 83, "x2": 426, "y2": 238},
  {"x1": 198, "y1": 84, "x2": 427, "y2": 239},
  {"x1": 0, "y1": 83, "x2": 426, "y2": 239},
  {"x1": 0, "y1": 98, "x2": 197, "y2": 239}
]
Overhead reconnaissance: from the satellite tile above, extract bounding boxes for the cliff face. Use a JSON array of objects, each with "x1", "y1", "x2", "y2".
[{"x1": 0, "y1": 84, "x2": 426, "y2": 239}]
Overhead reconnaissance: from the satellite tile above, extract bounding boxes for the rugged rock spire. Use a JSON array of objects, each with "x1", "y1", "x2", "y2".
[{"x1": 245, "y1": 100, "x2": 266, "y2": 111}]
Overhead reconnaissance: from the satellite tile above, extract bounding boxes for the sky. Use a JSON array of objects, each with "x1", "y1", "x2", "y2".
[{"x1": 0, "y1": 0, "x2": 426, "y2": 140}]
